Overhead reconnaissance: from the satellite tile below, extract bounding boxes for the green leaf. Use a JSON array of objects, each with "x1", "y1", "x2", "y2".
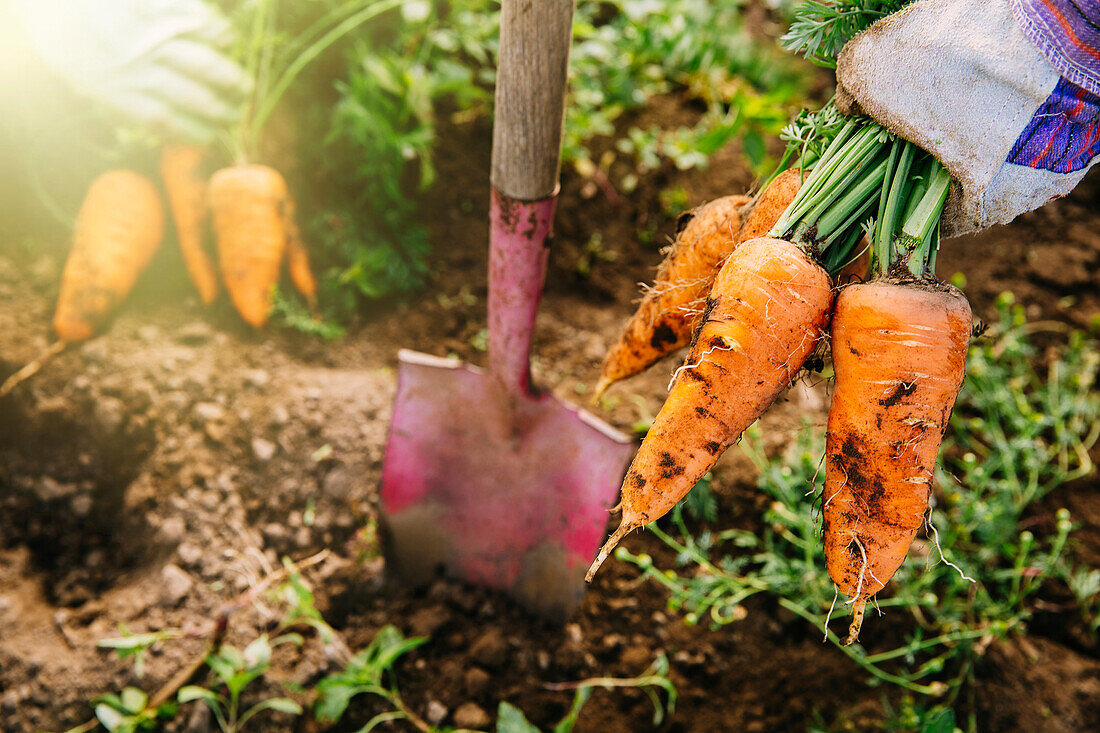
[
  {"x1": 93, "y1": 704, "x2": 126, "y2": 731},
  {"x1": 496, "y1": 702, "x2": 540, "y2": 733},
  {"x1": 237, "y1": 697, "x2": 303, "y2": 728},
  {"x1": 178, "y1": 686, "x2": 221, "y2": 705},
  {"x1": 921, "y1": 709, "x2": 956, "y2": 733},
  {"x1": 119, "y1": 687, "x2": 147, "y2": 715}
]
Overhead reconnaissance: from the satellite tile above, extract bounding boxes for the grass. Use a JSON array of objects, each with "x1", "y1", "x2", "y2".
[{"x1": 615, "y1": 293, "x2": 1099, "y2": 729}]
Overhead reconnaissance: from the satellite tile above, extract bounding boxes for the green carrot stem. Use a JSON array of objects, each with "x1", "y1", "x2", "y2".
[
  {"x1": 798, "y1": 133, "x2": 887, "y2": 230},
  {"x1": 770, "y1": 124, "x2": 883, "y2": 237},
  {"x1": 815, "y1": 154, "x2": 888, "y2": 240},
  {"x1": 251, "y1": 0, "x2": 405, "y2": 148},
  {"x1": 896, "y1": 159, "x2": 951, "y2": 276},
  {"x1": 875, "y1": 140, "x2": 915, "y2": 271}
]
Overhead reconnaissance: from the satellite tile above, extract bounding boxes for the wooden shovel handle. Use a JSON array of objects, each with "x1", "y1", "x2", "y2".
[{"x1": 490, "y1": 0, "x2": 574, "y2": 201}]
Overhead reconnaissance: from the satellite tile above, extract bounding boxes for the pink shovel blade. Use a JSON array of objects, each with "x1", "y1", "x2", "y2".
[{"x1": 380, "y1": 350, "x2": 634, "y2": 619}]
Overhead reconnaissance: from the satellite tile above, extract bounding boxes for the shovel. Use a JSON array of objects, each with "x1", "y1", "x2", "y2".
[{"x1": 379, "y1": 0, "x2": 634, "y2": 621}]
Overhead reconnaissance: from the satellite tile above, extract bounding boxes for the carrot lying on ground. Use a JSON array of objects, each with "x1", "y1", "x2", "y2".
[
  {"x1": 824, "y1": 279, "x2": 970, "y2": 644},
  {"x1": 283, "y1": 197, "x2": 319, "y2": 311},
  {"x1": 54, "y1": 171, "x2": 165, "y2": 341},
  {"x1": 208, "y1": 164, "x2": 289, "y2": 327},
  {"x1": 587, "y1": 123, "x2": 895, "y2": 580},
  {"x1": 595, "y1": 169, "x2": 806, "y2": 400},
  {"x1": 1, "y1": 170, "x2": 165, "y2": 398},
  {"x1": 160, "y1": 144, "x2": 218, "y2": 304}
]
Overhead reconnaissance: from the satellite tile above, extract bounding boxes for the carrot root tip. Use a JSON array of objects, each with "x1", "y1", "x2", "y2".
[
  {"x1": 591, "y1": 376, "x2": 613, "y2": 405},
  {"x1": 585, "y1": 521, "x2": 637, "y2": 582},
  {"x1": 843, "y1": 600, "x2": 866, "y2": 646}
]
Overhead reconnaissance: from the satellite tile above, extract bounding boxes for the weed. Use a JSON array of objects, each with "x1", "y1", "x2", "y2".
[
  {"x1": 88, "y1": 688, "x2": 177, "y2": 733},
  {"x1": 179, "y1": 634, "x2": 303, "y2": 732},
  {"x1": 315, "y1": 626, "x2": 677, "y2": 732},
  {"x1": 617, "y1": 295, "x2": 1099, "y2": 721}
]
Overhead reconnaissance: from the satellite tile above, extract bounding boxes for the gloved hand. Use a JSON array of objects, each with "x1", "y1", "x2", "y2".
[
  {"x1": 835, "y1": 0, "x2": 1100, "y2": 237},
  {"x1": 10, "y1": 0, "x2": 249, "y2": 142}
]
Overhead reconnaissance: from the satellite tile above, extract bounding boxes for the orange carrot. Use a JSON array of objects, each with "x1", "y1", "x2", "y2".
[
  {"x1": 2, "y1": 170, "x2": 165, "y2": 398},
  {"x1": 160, "y1": 144, "x2": 218, "y2": 304},
  {"x1": 734, "y1": 168, "x2": 804, "y2": 243},
  {"x1": 823, "y1": 279, "x2": 970, "y2": 643},
  {"x1": 587, "y1": 236, "x2": 834, "y2": 578},
  {"x1": 208, "y1": 164, "x2": 289, "y2": 327},
  {"x1": 283, "y1": 197, "x2": 319, "y2": 311},
  {"x1": 594, "y1": 194, "x2": 748, "y2": 397},
  {"x1": 595, "y1": 169, "x2": 806, "y2": 399},
  {"x1": 54, "y1": 170, "x2": 165, "y2": 342}
]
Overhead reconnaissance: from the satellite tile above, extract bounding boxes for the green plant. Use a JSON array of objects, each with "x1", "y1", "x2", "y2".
[
  {"x1": 178, "y1": 634, "x2": 304, "y2": 732},
  {"x1": 316, "y1": 627, "x2": 677, "y2": 732},
  {"x1": 271, "y1": 287, "x2": 347, "y2": 340},
  {"x1": 315, "y1": 0, "x2": 811, "y2": 311},
  {"x1": 87, "y1": 688, "x2": 177, "y2": 733},
  {"x1": 97, "y1": 626, "x2": 181, "y2": 679},
  {"x1": 616, "y1": 296, "x2": 1098, "y2": 718},
  {"x1": 313, "y1": 624, "x2": 429, "y2": 730}
]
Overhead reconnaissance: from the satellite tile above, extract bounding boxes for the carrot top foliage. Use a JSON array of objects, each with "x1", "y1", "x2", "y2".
[{"x1": 782, "y1": 0, "x2": 914, "y2": 68}]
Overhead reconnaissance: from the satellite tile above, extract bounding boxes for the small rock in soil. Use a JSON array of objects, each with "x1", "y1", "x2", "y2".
[
  {"x1": 34, "y1": 477, "x2": 75, "y2": 502},
  {"x1": 177, "y1": 542, "x2": 202, "y2": 566},
  {"x1": 192, "y1": 402, "x2": 226, "y2": 425},
  {"x1": 251, "y1": 437, "x2": 277, "y2": 462},
  {"x1": 70, "y1": 494, "x2": 93, "y2": 516},
  {"x1": 620, "y1": 644, "x2": 652, "y2": 669},
  {"x1": 464, "y1": 666, "x2": 490, "y2": 697},
  {"x1": 94, "y1": 396, "x2": 127, "y2": 434},
  {"x1": 244, "y1": 369, "x2": 271, "y2": 388},
  {"x1": 269, "y1": 405, "x2": 290, "y2": 426},
  {"x1": 426, "y1": 700, "x2": 448, "y2": 726},
  {"x1": 137, "y1": 325, "x2": 160, "y2": 342},
  {"x1": 453, "y1": 702, "x2": 491, "y2": 729},
  {"x1": 160, "y1": 564, "x2": 193, "y2": 605},
  {"x1": 470, "y1": 627, "x2": 509, "y2": 668},
  {"x1": 409, "y1": 604, "x2": 452, "y2": 636},
  {"x1": 322, "y1": 465, "x2": 357, "y2": 500},
  {"x1": 176, "y1": 322, "x2": 213, "y2": 344},
  {"x1": 160, "y1": 516, "x2": 186, "y2": 543}
]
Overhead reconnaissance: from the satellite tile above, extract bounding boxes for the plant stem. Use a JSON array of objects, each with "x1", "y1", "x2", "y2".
[
  {"x1": 896, "y1": 158, "x2": 950, "y2": 277},
  {"x1": 250, "y1": 0, "x2": 406, "y2": 146}
]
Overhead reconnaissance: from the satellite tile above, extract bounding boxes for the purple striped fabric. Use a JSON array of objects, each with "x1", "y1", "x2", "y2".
[
  {"x1": 1012, "y1": 0, "x2": 1100, "y2": 96},
  {"x1": 1007, "y1": 76, "x2": 1100, "y2": 172}
]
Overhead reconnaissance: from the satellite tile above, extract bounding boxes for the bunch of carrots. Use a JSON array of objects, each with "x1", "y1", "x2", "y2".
[
  {"x1": 0, "y1": 0, "x2": 405, "y2": 398},
  {"x1": 0, "y1": 147, "x2": 318, "y2": 399},
  {"x1": 588, "y1": 105, "x2": 970, "y2": 644}
]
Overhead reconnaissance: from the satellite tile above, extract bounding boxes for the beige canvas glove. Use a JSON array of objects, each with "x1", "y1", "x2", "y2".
[
  {"x1": 10, "y1": 0, "x2": 249, "y2": 142},
  {"x1": 835, "y1": 0, "x2": 1100, "y2": 237}
]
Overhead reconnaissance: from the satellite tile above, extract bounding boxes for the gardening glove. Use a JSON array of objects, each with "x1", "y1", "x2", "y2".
[
  {"x1": 835, "y1": 0, "x2": 1100, "y2": 237},
  {"x1": 8, "y1": 0, "x2": 249, "y2": 143}
]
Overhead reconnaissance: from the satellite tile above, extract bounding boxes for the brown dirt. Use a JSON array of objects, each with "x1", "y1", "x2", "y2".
[{"x1": 1, "y1": 104, "x2": 1099, "y2": 733}]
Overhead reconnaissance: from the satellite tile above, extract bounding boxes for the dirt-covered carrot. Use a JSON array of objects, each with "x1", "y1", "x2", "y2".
[
  {"x1": 54, "y1": 170, "x2": 165, "y2": 341},
  {"x1": 588, "y1": 236, "x2": 834, "y2": 577},
  {"x1": 284, "y1": 197, "x2": 319, "y2": 311},
  {"x1": 824, "y1": 152, "x2": 970, "y2": 644},
  {"x1": 824, "y1": 280, "x2": 970, "y2": 643},
  {"x1": 208, "y1": 164, "x2": 289, "y2": 327},
  {"x1": 587, "y1": 121, "x2": 893, "y2": 580},
  {"x1": 595, "y1": 170, "x2": 806, "y2": 399},
  {"x1": 1, "y1": 170, "x2": 165, "y2": 398},
  {"x1": 594, "y1": 194, "x2": 749, "y2": 397},
  {"x1": 160, "y1": 144, "x2": 218, "y2": 304}
]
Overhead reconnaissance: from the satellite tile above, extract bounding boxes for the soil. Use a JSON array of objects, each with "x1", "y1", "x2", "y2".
[{"x1": 2, "y1": 102, "x2": 1099, "y2": 733}]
